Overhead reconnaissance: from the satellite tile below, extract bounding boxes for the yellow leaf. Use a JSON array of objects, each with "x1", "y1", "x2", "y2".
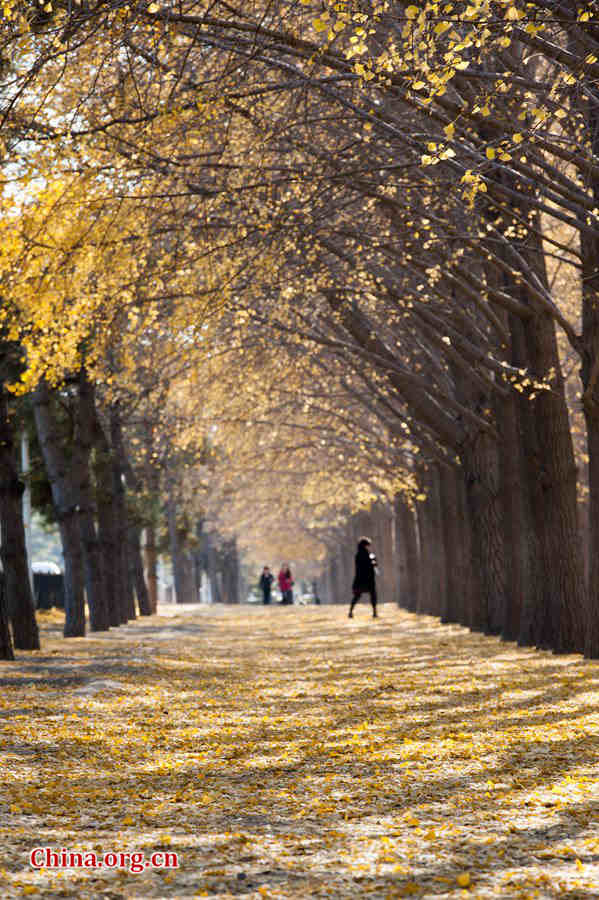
[
  {"x1": 457, "y1": 872, "x2": 471, "y2": 887},
  {"x1": 486, "y1": 147, "x2": 496, "y2": 160}
]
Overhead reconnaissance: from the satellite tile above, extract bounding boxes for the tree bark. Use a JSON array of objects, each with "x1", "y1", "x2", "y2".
[
  {"x1": 439, "y1": 464, "x2": 465, "y2": 625},
  {"x1": 167, "y1": 486, "x2": 193, "y2": 604},
  {"x1": 221, "y1": 538, "x2": 240, "y2": 604},
  {"x1": 395, "y1": 495, "x2": 420, "y2": 611},
  {"x1": 460, "y1": 430, "x2": 506, "y2": 634},
  {"x1": 144, "y1": 524, "x2": 158, "y2": 613},
  {"x1": 496, "y1": 387, "x2": 526, "y2": 642},
  {"x1": 74, "y1": 373, "x2": 109, "y2": 631},
  {"x1": 0, "y1": 386, "x2": 39, "y2": 650},
  {"x1": 425, "y1": 465, "x2": 446, "y2": 619},
  {"x1": 0, "y1": 575, "x2": 14, "y2": 659},
  {"x1": 33, "y1": 381, "x2": 85, "y2": 638},
  {"x1": 91, "y1": 410, "x2": 123, "y2": 627},
  {"x1": 456, "y1": 470, "x2": 476, "y2": 629},
  {"x1": 206, "y1": 534, "x2": 221, "y2": 604},
  {"x1": 394, "y1": 495, "x2": 409, "y2": 608},
  {"x1": 374, "y1": 502, "x2": 394, "y2": 607},
  {"x1": 523, "y1": 305, "x2": 586, "y2": 653},
  {"x1": 129, "y1": 522, "x2": 152, "y2": 615},
  {"x1": 569, "y1": 25, "x2": 599, "y2": 658},
  {"x1": 415, "y1": 489, "x2": 434, "y2": 615},
  {"x1": 110, "y1": 406, "x2": 135, "y2": 621}
]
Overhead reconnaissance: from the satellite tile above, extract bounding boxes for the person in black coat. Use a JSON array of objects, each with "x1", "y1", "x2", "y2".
[
  {"x1": 349, "y1": 537, "x2": 378, "y2": 618},
  {"x1": 259, "y1": 566, "x2": 274, "y2": 604}
]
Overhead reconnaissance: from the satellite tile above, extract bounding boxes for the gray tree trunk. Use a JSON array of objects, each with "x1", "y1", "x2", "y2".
[
  {"x1": 144, "y1": 524, "x2": 158, "y2": 613},
  {"x1": 167, "y1": 487, "x2": 193, "y2": 604},
  {"x1": 33, "y1": 381, "x2": 85, "y2": 637},
  {"x1": 439, "y1": 464, "x2": 466, "y2": 625},
  {"x1": 395, "y1": 496, "x2": 420, "y2": 611},
  {"x1": 0, "y1": 577, "x2": 14, "y2": 659},
  {"x1": 0, "y1": 385, "x2": 39, "y2": 650},
  {"x1": 129, "y1": 522, "x2": 152, "y2": 615},
  {"x1": 92, "y1": 410, "x2": 123, "y2": 626},
  {"x1": 460, "y1": 430, "x2": 506, "y2": 634},
  {"x1": 110, "y1": 406, "x2": 135, "y2": 621},
  {"x1": 74, "y1": 373, "x2": 109, "y2": 631}
]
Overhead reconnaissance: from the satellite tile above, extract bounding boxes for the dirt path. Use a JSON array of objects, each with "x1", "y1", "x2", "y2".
[{"x1": 2, "y1": 603, "x2": 599, "y2": 898}]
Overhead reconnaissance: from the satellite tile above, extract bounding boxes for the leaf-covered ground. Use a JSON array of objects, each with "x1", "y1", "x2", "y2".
[{"x1": 2, "y1": 603, "x2": 599, "y2": 898}]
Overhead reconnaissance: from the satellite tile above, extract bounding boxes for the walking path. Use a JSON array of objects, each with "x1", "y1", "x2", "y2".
[{"x1": 2, "y1": 603, "x2": 599, "y2": 897}]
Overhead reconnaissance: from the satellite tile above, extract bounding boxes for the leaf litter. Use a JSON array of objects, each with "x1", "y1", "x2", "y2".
[{"x1": 1, "y1": 605, "x2": 599, "y2": 898}]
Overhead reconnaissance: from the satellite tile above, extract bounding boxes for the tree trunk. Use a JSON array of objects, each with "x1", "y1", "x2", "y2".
[
  {"x1": 460, "y1": 430, "x2": 506, "y2": 634},
  {"x1": 206, "y1": 534, "x2": 221, "y2": 604},
  {"x1": 144, "y1": 525, "x2": 158, "y2": 613},
  {"x1": 576, "y1": 87, "x2": 599, "y2": 656},
  {"x1": 456, "y1": 470, "x2": 476, "y2": 629},
  {"x1": 506, "y1": 315, "x2": 543, "y2": 647},
  {"x1": 224, "y1": 538, "x2": 240, "y2": 604},
  {"x1": 167, "y1": 487, "x2": 193, "y2": 604},
  {"x1": 93, "y1": 439, "x2": 122, "y2": 627},
  {"x1": 0, "y1": 386, "x2": 39, "y2": 650},
  {"x1": 394, "y1": 495, "x2": 409, "y2": 608},
  {"x1": 74, "y1": 373, "x2": 109, "y2": 631},
  {"x1": 0, "y1": 576, "x2": 14, "y2": 659},
  {"x1": 523, "y1": 305, "x2": 585, "y2": 653},
  {"x1": 415, "y1": 488, "x2": 434, "y2": 615},
  {"x1": 33, "y1": 381, "x2": 85, "y2": 638},
  {"x1": 374, "y1": 502, "x2": 394, "y2": 606},
  {"x1": 496, "y1": 388, "x2": 526, "y2": 642},
  {"x1": 425, "y1": 465, "x2": 446, "y2": 619},
  {"x1": 395, "y1": 495, "x2": 420, "y2": 611},
  {"x1": 439, "y1": 464, "x2": 465, "y2": 625},
  {"x1": 110, "y1": 406, "x2": 135, "y2": 621},
  {"x1": 129, "y1": 522, "x2": 152, "y2": 615}
]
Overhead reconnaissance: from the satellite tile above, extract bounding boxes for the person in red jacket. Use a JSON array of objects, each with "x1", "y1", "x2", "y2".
[{"x1": 278, "y1": 564, "x2": 294, "y2": 604}]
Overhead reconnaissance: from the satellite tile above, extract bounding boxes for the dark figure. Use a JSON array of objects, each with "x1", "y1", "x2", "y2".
[
  {"x1": 259, "y1": 566, "x2": 274, "y2": 605},
  {"x1": 349, "y1": 537, "x2": 377, "y2": 618}
]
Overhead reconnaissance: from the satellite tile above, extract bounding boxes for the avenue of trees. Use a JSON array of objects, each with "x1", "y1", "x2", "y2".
[{"x1": 0, "y1": 1, "x2": 598, "y2": 657}]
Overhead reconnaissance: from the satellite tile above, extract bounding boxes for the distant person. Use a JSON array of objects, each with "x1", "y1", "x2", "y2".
[
  {"x1": 349, "y1": 537, "x2": 378, "y2": 618},
  {"x1": 259, "y1": 566, "x2": 274, "y2": 605},
  {"x1": 278, "y1": 564, "x2": 294, "y2": 604}
]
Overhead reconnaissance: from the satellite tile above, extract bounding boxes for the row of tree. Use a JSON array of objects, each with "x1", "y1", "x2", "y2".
[{"x1": 1, "y1": 1, "x2": 599, "y2": 656}]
